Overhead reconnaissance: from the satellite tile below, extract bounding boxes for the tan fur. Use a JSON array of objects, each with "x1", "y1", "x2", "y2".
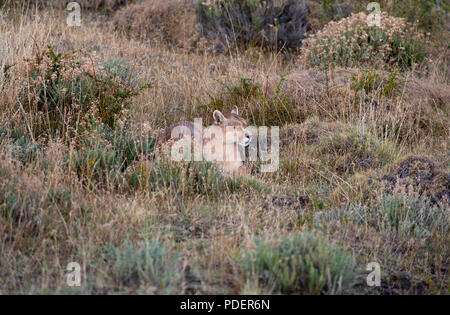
[{"x1": 158, "y1": 107, "x2": 251, "y2": 175}]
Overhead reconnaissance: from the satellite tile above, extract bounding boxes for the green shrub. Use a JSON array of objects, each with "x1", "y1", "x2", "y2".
[
  {"x1": 151, "y1": 158, "x2": 225, "y2": 195},
  {"x1": 197, "y1": 0, "x2": 310, "y2": 51},
  {"x1": 241, "y1": 231, "x2": 357, "y2": 294},
  {"x1": 126, "y1": 157, "x2": 220, "y2": 194},
  {"x1": 105, "y1": 240, "x2": 184, "y2": 293},
  {"x1": 388, "y1": 0, "x2": 448, "y2": 33},
  {"x1": 10, "y1": 137, "x2": 41, "y2": 164},
  {"x1": 316, "y1": 194, "x2": 450, "y2": 240},
  {"x1": 198, "y1": 76, "x2": 299, "y2": 126},
  {"x1": 127, "y1": 155, "x2": 268, "y2": 196},
  {"x1": 378, "y1": 194, "x2": 449, "y2": 239},
  {"x1": 0, "y1": 124, "x2": 41, "y2": 164},
  {"x1": 101, "y1": 58, "x2": 139, "y2": 87},
  {"x1": 71, "y1": 122, "x2": 155, "y2": 188},
  {"x1": 308, "y1": 128, "x2": 396, "y2": 176},
  {"x1": 15, "y1": 46, "x2": 145, "y2": 140},
  {"x1": 350, "y1": 69, "x2": 399, "y2": 97},
  {"x1": 0, "y1": 169, "x2": 73, "y2": 232},
  {"x1": 302, "y1": 12, "x2": 428, "y2": 70}
]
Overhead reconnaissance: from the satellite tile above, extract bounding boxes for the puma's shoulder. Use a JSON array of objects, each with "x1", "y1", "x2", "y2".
[{"x1": 157, "y1": 121, "x2": 200, "y2": 144}]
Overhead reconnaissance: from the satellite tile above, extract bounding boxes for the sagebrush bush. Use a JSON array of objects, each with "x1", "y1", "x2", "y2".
[
  {"x1": 13, "y1": 46, "x2": 142, "y2": 140},
  {"x1": 241, "y1": 231, "x2": 357, "y2": 294},
  {"x1": 70, "y1": 122, "x2": 154, "y2": 189},
  {"x1": 126, "y1": 154, "x2": 268, "y2": 196},
  {"x1": 378, "y1": 194, "x2": 449, "y2": 239},
  {"x1": 302, "y1": 12, "x2": 428, "y2": 70},
  {"x1": 129, "y1": 157, "x2": 224, "y2": 195},
  {"x1": 350, "y1": 69, "x2": 399, "y2": 98},
  {"x1": 105, "y1": 240, "x2": 184, "y2": 293},
  {"x1": 198, "y1": 0, "x2": 309, "y2": 51},
  {"x1": 0, "y1": 124, "x2": 41, "y2": 164},
  {"x1": 306, "y1": 1, "x2": 447, "y2": 35},
  {"x1": 313, "y1": 129, "x2": 395, "y2": 175}
]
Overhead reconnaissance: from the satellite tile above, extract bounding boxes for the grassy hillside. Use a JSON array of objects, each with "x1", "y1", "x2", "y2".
[{"x1": 0, "y1": 0, "x2": 448, "y2": 294}]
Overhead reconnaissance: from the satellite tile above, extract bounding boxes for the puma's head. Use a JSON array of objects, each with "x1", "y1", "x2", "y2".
[
  {"x1": 160, "y1": 106, "x2": 252, "y2": 175},
  {"x1": 212, "y1": 107, "x2": 252, "y2": 147}
]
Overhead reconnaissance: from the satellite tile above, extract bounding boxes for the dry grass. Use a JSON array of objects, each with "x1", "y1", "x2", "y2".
[
  {"x1": 113, "y1": 0, "x2": 199, "y2": 50},
  {"x1": 0, "y1": 2, "x2": 448, "y2": 294},
  {"x1": 27, "y1": 0, "x2": 138, "y2": 12}
]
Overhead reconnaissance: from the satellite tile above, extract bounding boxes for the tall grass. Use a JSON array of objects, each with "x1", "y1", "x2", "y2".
[{"x1": 0, "y1": 2, "x2": 448, "y2": 295}]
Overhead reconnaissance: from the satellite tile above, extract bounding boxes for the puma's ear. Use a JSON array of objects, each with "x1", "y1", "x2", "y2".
[
  {"x1": 213, "y1": 110, "x2": 226, "y2": 124},
  {"x1": 231, "y1": 106, "x2": 239, "y2": 115}
]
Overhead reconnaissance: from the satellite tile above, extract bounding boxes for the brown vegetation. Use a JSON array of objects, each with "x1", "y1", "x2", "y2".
[{"x1": 0, "y1": 0, "x2": 448, "y2": 294}]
